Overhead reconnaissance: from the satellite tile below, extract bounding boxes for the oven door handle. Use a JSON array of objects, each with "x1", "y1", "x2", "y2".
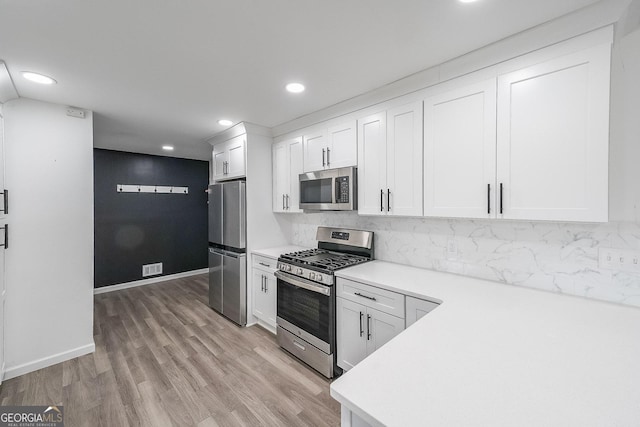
[{"x1": 275, "y1": 271, "x2": 331, "y2": 296}]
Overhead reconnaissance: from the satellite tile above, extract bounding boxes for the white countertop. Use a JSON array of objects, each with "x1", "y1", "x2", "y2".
[
  {"x1": 251, "y1": 245, "x2": 309, "y2": 260},
  {"x1": 331, "y1": 261, "x2": 640, "y2": 427}
]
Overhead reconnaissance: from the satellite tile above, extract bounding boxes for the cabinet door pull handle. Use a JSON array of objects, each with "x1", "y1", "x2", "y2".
[
  {"x1": 380, "y1": 189, "x2": 384, "y2": 212},
  {"x1": 264, "y1": 276, "x2": 268, "y2": 292},
  {"x1": 499, "y1": 183, "x2": 503, "y2": 214},
  {"x1": 354, "y1": 292, "x2": 377, "y2": 301},
  {"x1": 0, "y1": 224, "x2": 8, "y2": 249},
  {"x1": 286, "y1": 194, "x2": 290, "y2": 210},
  {"x1": 367, "y1": 314, "x2": 371, "y2": 340},
  {"x1": 387, "y1": 189, "x2": 391, "y2": 212},
  {"x1": 326, "y1": 147, "x2": 331, "y2": 166},
  {"x1": 1, "y1": 189, "x2": 8, "y2": 215},
  {"x1": 322, "y1": 148, "x2": 326, "y2": 167},
  {"x1": 359, "y1": 311, "x2": 364, "y2": 337},
  {"x1": 261, "y1": 275, "x2": 265, "y2": 292},
  {"x1": 487, "y1": 184, "x2": 491, "y2": 215},
  {"x1": 283, "y1": 194, "x2": 286, "y2": 210}
]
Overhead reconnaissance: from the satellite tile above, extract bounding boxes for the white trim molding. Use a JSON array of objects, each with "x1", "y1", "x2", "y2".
[
  {"x1": 4, "y1": 342, "x2": 95, "y2": 380},
  {"x1": 94, "y1": 268, "x2": 208, "y2": 294}
]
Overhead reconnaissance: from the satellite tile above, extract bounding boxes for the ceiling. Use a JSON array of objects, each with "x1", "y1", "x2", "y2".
[{"x1": 0, "y1": 0, "x2": 602, "y2": 160}]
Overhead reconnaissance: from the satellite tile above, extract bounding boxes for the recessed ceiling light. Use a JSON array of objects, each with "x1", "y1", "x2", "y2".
[
  {"x1": 218, "y1": 119, "x2": 233, "y2": 126},
  {"x1": 459, "y1": 0, "x2": 479, "y2": 3},
  {"x1": 285, "y1": 82, "x2": 305, "y2": 93},
  {"x1": 162, "y1": 145, "x2": 174, "y2": 151},
  {"x1": 22, "y1": 71, "x2": 57, "y2": 85}
]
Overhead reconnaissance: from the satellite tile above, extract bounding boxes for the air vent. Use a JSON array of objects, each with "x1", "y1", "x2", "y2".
[{"x1": 142, "y1": 262, "x2": 163, "y2": 277}]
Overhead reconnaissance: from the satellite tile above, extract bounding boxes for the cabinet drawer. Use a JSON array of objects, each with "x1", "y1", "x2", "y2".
[
  {"x1": 337, "y1": 278, "x2": 405, "y2": 318},
  {"x1": 252, "y1": 254, "x2": 277, "y2": 271}
]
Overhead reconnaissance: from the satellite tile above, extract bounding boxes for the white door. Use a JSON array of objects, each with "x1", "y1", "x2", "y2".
[
  {"x1": 366, "y1": 308, "x2": 405, "y2": 355},
  {"x1": 387, "y1": 101, "x2": 423, "y2": 217},
  {"x1": 272, "y1": 142, "x2": 288, "y2": 213},
  {"x1": 336, "y1": 298, "x2": 367, "y2": 371},
  {"x1": 0, "y1": 110, "x2": 4, "y2": 384},
  {"x1": 287, "y1": 137, "x2": 303, "y2": 213},
  {"x1": 424, "y1": 79, "x2": 497, "y2": 218},
  {"x1": 357, "y1": 112, "x2": 387, "y2": 215},
  {"x1": 212, "y1": 144, "x2": 228, "y2": 180},
  {"x1": 302, "y1": 130, "x2": 327, "y2": 173},
  {"x1": 226, "y1": 135, "x2": 246, "y2": 179},
  {"x1": 0, "y1": 110, "x2": 5, "y2": 218},
  {"x1": 263, "y1": 273, "x2": 277, "y2": 327},
  {"x1": 496, "y1": 44, "x2": 610, "y2": 222},
  {"x1": 252, "y1": 269, "x2": 269, "y2": 321},
  {"x1": 327, "y1": 120, "x2": 357, "y2": 169}
]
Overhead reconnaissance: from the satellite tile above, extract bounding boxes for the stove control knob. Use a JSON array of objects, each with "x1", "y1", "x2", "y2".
[
  {"x1": 309, "y1": 272, "x2": 316, "y2": 280},
  {"x1": 297, "y1": 268, "x2": 303, "y2": 275},
  {"x1": 285, "y1": 265, "x2": 291, "y2": 271},
  {"x1": 316, "y1": 274, "x2": 323, "y2": 282}
]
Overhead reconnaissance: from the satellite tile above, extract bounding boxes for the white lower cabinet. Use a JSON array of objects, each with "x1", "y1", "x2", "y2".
[
  {"x1": 252, "y1": 255, "x2": 277, "y2": 332},
  {"x1": 336, "y1": 297, "x2": 405, "y2": 371},
  {"x1": 337, "y1": 278, "x2": 442, "y2": 372},
  {"x1": 336, "y1": 279, "x2": 406, "y2": 371}
]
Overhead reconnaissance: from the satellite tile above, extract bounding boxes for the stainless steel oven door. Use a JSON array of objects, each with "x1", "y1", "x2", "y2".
[
  {"x1": 275, "y1": 271, "x2": 333, "y2": 353},
  {"x1": 299, "y1": 167, "x2": 356, "y2": 211}
]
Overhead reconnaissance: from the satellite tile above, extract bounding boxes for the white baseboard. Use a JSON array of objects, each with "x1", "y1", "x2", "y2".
[
  {"x1": 94, "y1": 268, "x2": 208, "y2": 295},
  {"x1": 4, "y1": 342, "x2": 95, "y2": 380}
]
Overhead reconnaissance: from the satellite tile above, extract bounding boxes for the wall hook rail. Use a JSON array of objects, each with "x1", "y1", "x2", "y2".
[{"x1": 116, "y1": 184, "x2": 189, "y2": 194}]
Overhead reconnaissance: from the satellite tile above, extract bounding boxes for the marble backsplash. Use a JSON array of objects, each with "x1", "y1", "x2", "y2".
[{"x1": 279, "y1": 213, "x2": 640, "y2": 308}]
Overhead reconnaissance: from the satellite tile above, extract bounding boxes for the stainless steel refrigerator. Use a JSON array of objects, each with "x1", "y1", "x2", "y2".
[{"x1": 208, "y1": 180, "x2": 247, "y2": 326}]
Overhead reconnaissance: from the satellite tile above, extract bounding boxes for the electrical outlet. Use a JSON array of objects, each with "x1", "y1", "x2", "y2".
[{"x1": 598, "y1": 248, "x2": 640, "y2": 273}]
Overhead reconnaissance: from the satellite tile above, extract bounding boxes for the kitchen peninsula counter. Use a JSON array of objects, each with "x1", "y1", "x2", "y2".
[{"x1": 331, "y1": 260, "x2": 640, "y2": 427}]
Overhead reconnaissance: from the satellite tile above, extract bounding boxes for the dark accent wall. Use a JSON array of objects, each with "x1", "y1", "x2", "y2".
[{"x1": 94, "y1": 149, "x2": 209, "y2": 288}]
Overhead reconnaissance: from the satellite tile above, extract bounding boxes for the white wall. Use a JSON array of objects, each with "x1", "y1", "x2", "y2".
[
  {"x1": 3, "y1": 98, "x2": 94, "y2": 379},
  {"x1": 275, "y1": 7, "x2": 640, "y2": 309}
]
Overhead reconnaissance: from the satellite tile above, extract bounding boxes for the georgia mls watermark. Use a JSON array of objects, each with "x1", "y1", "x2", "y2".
[{"x1": 0, "y1": 406, "x2": 64, "y2": 427}]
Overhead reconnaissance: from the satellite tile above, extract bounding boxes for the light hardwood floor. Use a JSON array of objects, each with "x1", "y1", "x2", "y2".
[{"x1": 0, "y1": 274, "x2": 341, "y2": 426}]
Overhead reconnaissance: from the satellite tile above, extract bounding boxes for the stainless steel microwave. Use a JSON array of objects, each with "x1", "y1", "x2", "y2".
[{"x1": 299, "y1": 167, "x2": 357, "y2": 211}]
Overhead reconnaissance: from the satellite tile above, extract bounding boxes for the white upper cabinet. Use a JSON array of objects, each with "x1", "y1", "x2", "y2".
[
  {"x1": 357, "y1": 112, "x2": 387, "y2": 215},
  {"x1": 273, "y1": 141, "x2": 288, "y2": 212},
  {"x1": 302, "y1": 120, "x2": 357, "y2": 173},
  {"x1": 423, "y1": 42, "x2": 610, "y2": 222},
  {"x1": 326, "y1": 120, "x2": 357, "y2": 169},
  {"x1": 273, "y1": 137, "x2": 303, "y2": 213},
  {"x1": 358, "y1": 101, "x2": 423, "y2": 216},
  {"x1": 302, "y1": 130, "x2": 327, "y2": 173},
  {"x1": 424, "y1": 79, "x2": 497, "y2": 219},
  {"x1": 386, "y1": 102, "x2": 423, "y2": 216},
  {"x1": 496, "y1": 44, "x2": 610, "y2": 222},
  {"x1": 212, "y1": 134, "x2": 247, "y2": 181}
]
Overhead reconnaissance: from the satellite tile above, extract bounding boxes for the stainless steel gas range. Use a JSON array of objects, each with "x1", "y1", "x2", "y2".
[{"x1": 275, "y1": 227, "x2": 374, "y2": 378}]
